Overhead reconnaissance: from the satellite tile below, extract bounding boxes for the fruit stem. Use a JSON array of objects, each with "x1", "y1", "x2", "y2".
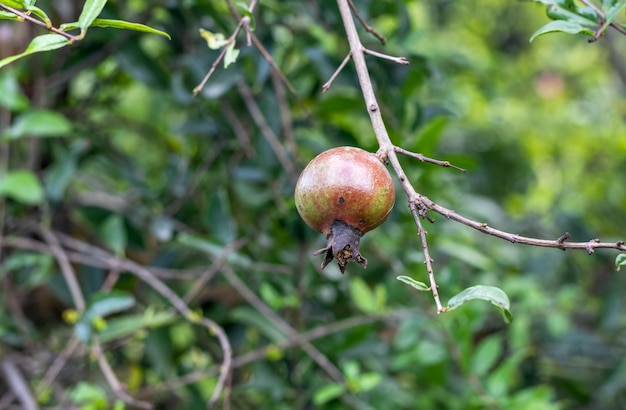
[{"x1": 314, "y1": 220, "x2": 367, "y2": 273}]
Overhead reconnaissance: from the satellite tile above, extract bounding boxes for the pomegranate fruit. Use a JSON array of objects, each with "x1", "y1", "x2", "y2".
[{"x1": 294, "y1": 146, "x2": 395, "y2": 272}]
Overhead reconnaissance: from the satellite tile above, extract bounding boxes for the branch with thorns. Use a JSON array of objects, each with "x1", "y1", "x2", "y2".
[{"x1": 331, "y1": 0, "x2": 626, "y2": 312}]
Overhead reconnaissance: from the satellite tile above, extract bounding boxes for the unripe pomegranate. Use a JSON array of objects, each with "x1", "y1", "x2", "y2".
[{"x1": 295, "y1": 146, "x2": 395, "y2": 272}]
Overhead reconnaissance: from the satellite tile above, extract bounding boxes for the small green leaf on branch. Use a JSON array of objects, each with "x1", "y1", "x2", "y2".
[
  {"x1": 90, "y1": 19, "x2": 171, "y2": 39},
  {"x1": 224, "y1": 42, "x2": 240, "y2": 68},
  {"x1": 530, "y1": 20, "x2": 594, "y2": 42},
  {"x1": 446, "y1": 285, "x2": 513, "y2": 323},
  {"x1": 77, "y1": 0, "x2": 108, "y2": 35},
  {"x1": 616, "y1": 253, "x2": 626, "y2": 271},
  {"x1": 396, "y1": 275, "x2": 430, "y2": 291},
  {"x1": 0, "y1": 34, "x2": 68, "y2": 69},
  {"x1": 0, "y1": 170, "x2": 44, "y2": 204}
]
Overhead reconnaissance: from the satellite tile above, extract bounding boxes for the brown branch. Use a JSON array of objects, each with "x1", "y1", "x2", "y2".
[
  {"x1": 418, "y1": 194, "x2": 626, "y2": 254},
  {"x1": 409, "y1": 202, "x2": 443, "y2": 312},
  {"x1": 0, "y1": 357, "x2": 40, "y2": 410},
  {"x1": 237, "y1": 80, "x2": 297, "y2": 178},
  {"x1": 183, "y1": 238, "x2": 248, "y2": 304},
  {"x1": 35, "y1": 337, "x2": 81, "y2": 398},
  {"x1": 193, "y1": 17, "x2": 251, "y2": 96},
  {"x1": 0, "y1": 3, "x2": 78, "y2": 42},
  {"x1": 0, "y1": 228, "x2": 233, "y2": 409},
  {"x1": 335, "y1": 0, "x2": 626, "y2": 313},
  {"x1": 221, "y1": 267, "x2": 345, "y2": 382},
  {"x1": 139, "y1": 309, "x2": 410, "y2": 396}
]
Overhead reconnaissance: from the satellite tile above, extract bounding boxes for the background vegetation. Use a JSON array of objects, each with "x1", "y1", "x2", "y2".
[{"x1": 1, "y1": 0, "x2": 626, "y2": 409}]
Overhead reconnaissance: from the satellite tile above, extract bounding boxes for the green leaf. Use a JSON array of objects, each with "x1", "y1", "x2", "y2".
[
  {"x1": 90, "y1": 19, "x2": 171, "y2": 39},
  {"x1": 349, "y1": 277, "x2": 377, "y2": 314},
  {"x1": 77, "y1": 0, "x2": 108, "y2": 34},
  {"x1": 313, "y1": 383, "x2": 345, "y2": 405},
  {"x1": 471, "y1": 335, "x2": 503, "y2": 376},
  {"x1": 26, "y1": 5, "x2": 51, "y2": 25},
  {"x1": 97, "y1": 309, "x2": 176, "y2": 343},
  {"x1": 0, "y1": 170, "x2": 44, "y2": 204},
  {"x1": 396, "y1": 275, "x2": 430, "y2": 291},
  {"x1": 4, "y1": 110, "x2": 72, "y2": 140},
  {"x1": 100, "y1": 214, "x2": 127, "y2": 256},
  {"x1": 0, "y1": 34, "x2": 69, "y2": 69},
  {"x1": 446, "y1": 285, "x2": 513, "y2": 323},
  {"x1": 605, "y1": 2, "x2": 626, "y2": 25},
  {"x1": 529, "y1": 20, "x2": 591, "y2": 42},
  {"x1": 616, "y1": 253, "x2": 626, "y2": 271},
  {"x1": 236, "y1": 2, "x2": 256, "y2": 31},
  {"x1": 0, "y1": 0, "x2": 28, "y2": 9},
  {"x1": 74, "y1": 291, "x2": 135, "y2": 343},
  {"x1": 224, "y1": 42, "x2": 240, "y2": 68},
  {"x1": 0, "y1": 11, "x2": 23, "y2": 21}
]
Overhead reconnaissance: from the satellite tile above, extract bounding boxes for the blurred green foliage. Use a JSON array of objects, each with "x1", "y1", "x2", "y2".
[{"x1": 1, "y1": 0, "x2": 625, "y2": 409}]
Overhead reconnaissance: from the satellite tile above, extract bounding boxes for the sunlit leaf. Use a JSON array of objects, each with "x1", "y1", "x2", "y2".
[
  {"x1": 199, "y1": 29, "x2": 229, "y2": 49},
  {"x1": 446, "y1": 285, "x2": 513, "y2": 323},
  {"x1": 0, "y1": 34, "x2": 68, "y2": 69},
  {"x1": 396, "y1": 275, "x2": 430, "y2": 291},
  {"x1": 0, "y1": 170, "x2": 44, "y2": 204}
]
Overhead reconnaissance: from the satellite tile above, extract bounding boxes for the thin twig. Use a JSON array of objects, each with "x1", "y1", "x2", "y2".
[
  {"x1": 2, "y1": 226, "x2": 232, "y2": 409},
  {"x1": 348, "y1": 0, "x2": 386, "y2": 45},
  {"x1": 139, "y1": 309, "x2": 410, "y2": 396},
  {"x1": 322, "y1": 52, "x2": 352, "y2": 92},
  {"x1": 183, "y1": 238, "x2": 247, "y2": 304},
  {"x1": 271, "y1": 68, "x2": 298, "y2": 161},
  {"x1": 409, "y1": 202, "x2": 443, "y2": 312},
  {"x1": 237, "y1": 81, "x2": 297, "y2": 177},
  {"x1": 37, "y1": 227, "x2": 86, "y2": 312},
  {"x1": 394, "y1": 146, "x2": 466, "y2": 172},
  {"x1": 221, "y1": 267, "x2": 345, "y2": 382},
  {"x1": 363, "y1": 47, "x2": 409, "y2": 65},
  {"x1": 35, "y1": 337, "x2": 81, "y2": 397},
  {"x1": 0, "y1": 357, "x2": 40, "y2": 410},
  {"x1": 193, "y1": 17, "x2": 251, "y2": 96},
  {"x1": 92, "y1": 339, "x2": 153, "y2": 409}
]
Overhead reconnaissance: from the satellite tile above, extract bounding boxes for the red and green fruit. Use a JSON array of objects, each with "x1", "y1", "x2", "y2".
[{"x1": 294, "y1": 146, "x2": 395, "y2": 272}]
